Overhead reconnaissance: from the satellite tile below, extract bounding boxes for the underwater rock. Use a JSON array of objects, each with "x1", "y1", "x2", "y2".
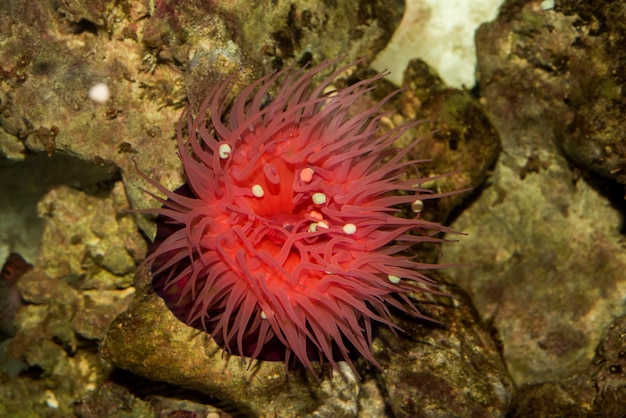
[
  {"x1": 399, "y1": 58, "x2": 501, "y2": 220},
  {"x1": 1, "y1": 0, "x2": 510, "y2": 415},
  {"x1": 0, "y1": 181, "x2": 141, "y2": 415},
  {"x1": 552, "y1": 2, "x2": 626, "y2": 186},
  {"x1": 511, "y1": 314, "x2": 626, "y2": 416},
  {"x1": 592, "y1": 314, "x2": 626, "y2": 414},
  {"x1": 375, "y1": 279, "x2": 515, "y2": 417},
  {"x1": 445, "y1": 0, "x2": 626, "y2": 386},
  {"x1": 102, "y1": 268, "x2": 516, "y2": 417},
  {"x1": 0, "y1": 253, "x2": 31, "y2": 338}
]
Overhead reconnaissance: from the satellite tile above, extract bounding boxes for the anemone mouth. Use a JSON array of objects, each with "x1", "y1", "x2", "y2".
[
  {"x1": 268, "y1": 212, "x2": 300, "y2": 227},
  {"x1": 141, "y1": 59, "x2": 455, "y2": 377}
]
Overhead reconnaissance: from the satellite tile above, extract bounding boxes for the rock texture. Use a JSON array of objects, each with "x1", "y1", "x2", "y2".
[
  {"x1": 1, "y1": 0, "x2": 515, "y2": 416},
  {"x1": 445, "y1": 0, "x2": 626, "y2": 415}
]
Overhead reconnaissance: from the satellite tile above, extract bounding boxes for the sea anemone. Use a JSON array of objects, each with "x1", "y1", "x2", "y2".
[{"x1": 139, "y1": 60, "x2": 453, "y2": 376}]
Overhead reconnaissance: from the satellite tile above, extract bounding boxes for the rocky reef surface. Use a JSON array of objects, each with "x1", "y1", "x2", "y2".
[{"x1": 1, "y1": 0, "x2": 624, "y2": 417}]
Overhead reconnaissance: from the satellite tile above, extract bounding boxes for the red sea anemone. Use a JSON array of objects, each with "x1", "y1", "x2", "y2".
[{"x1": 140, "y1": 60, "x2": 453, "y2": 376}]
